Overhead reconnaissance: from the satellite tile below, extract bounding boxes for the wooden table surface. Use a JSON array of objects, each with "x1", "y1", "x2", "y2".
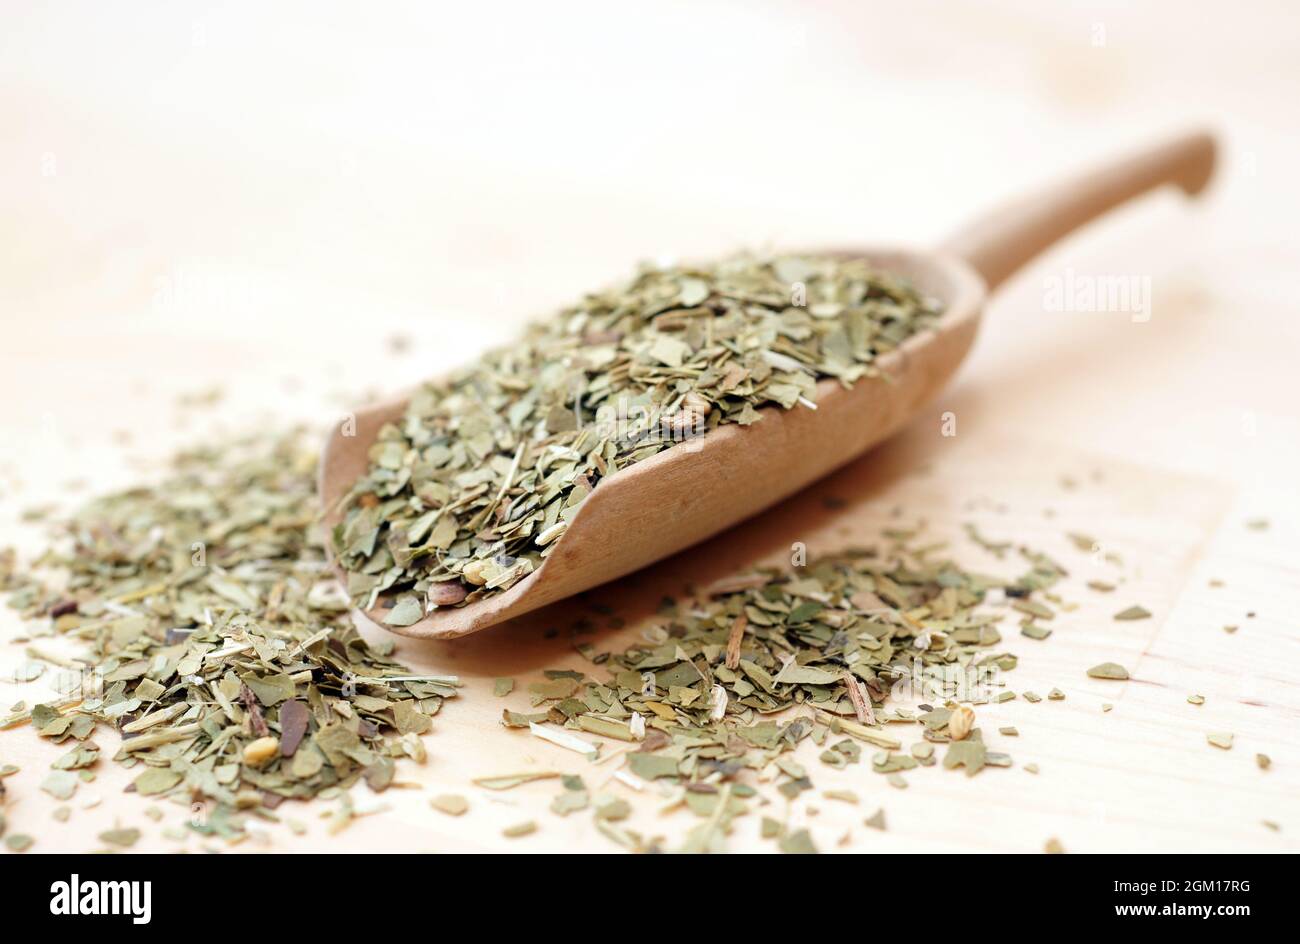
[{"x1": 2, "y1": 1, "x2": 1296, "y2": 853}]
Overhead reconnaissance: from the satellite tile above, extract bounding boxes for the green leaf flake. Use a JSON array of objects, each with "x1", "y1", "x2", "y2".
[
  {"x1": 472, "y1": 771, "x2": 561, "y2": 791},
  {"x1": 430, "y1": 794, "x2": 468, "y2": 816},
  {"x1": 1087, "y1": 662, "x2": 1129, "y2": 680},
  {"x1": 778, "y1": 828, "x2": 818, "y2": 854},
  {"x1": 383, "y1": 595, "x2": 425, "y2": 627},
  {"x1": 98, "y1": 827, "x2": 141, "y2": 848}
]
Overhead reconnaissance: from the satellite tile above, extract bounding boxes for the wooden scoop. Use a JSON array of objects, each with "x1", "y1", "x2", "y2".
[{"x1": 321, "y1": 130, "x2": 1217, "y2": 638}]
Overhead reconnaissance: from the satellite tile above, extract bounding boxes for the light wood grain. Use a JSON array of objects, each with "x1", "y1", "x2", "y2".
[{"x1": 1, "y1": 1, "x2": 1296, "y2": 854}]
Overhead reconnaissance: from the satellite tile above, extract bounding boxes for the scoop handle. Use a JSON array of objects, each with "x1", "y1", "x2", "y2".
[{"x1": 942, "y1": 130, "x2": 1217, "y2": 291}]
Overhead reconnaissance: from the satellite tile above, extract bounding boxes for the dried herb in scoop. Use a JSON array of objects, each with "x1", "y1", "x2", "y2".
[{"x1": 333, "y1": 254, "x2": 942, "y2": 621}]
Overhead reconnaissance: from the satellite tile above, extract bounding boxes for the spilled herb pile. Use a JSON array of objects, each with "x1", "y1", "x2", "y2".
[
  {"x1": 495, "y1": 537, "x2": 1070, "y2": 851},
  {"x1": 2, "y1": 430, "x2": 457, "y2": 839},
  {"x1": 1, "y1": 427, "x2": 1079, "y2": 854},
  {"x1": 333, "y1": 254, "x2": 942, "y2": 621},
  {"x1": 0, "y1": 419, "x2": 1076, "y2": 853}
]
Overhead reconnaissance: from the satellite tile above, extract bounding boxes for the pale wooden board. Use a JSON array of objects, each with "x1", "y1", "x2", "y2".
[{"x1": 2, "y1": 1, "x2": 1299, "y2": 853}]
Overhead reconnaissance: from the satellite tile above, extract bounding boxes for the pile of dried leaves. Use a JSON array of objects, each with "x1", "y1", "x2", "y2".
[
  {"x1": 2, "y1": 429, "x2": 457, "y2": 839},
  {"x1": 333, "y1": 254, "x2": 942, "y2": 621},
  {"x1": 502, "y1": 535, "x2": 1069, "y2": 852},
  {"x1": 0, "y1": 421, "x2": 1082, "y2": 853}
]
